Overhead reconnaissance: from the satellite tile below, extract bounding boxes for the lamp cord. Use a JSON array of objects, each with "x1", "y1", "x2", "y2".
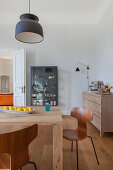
[{"x1": 29, "y1": 0, "x2": 30, "y2": 13}]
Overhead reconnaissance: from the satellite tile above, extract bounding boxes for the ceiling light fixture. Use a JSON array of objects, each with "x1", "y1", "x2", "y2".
[{"x1": 15, "y1": 0, "x2": 44, "y2": 43}]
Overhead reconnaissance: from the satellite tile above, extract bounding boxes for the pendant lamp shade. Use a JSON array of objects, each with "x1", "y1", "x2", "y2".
[{"x1": 15, "y1": 13, "x2": 44, "y2": 43}]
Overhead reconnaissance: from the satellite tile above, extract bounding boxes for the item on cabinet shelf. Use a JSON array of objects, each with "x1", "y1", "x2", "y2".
[
  {"x1": 38, "y1": 93, "x2": 43, "y2": 97},
  {"x1": 33, "y1": 102, "x2": 37, "y2": 106},
  {"x1": 37, "y1": 102, "x2": 39, "y2": 106},
  {"x1": 47, "y1": 93, "x2": 49, "y2": 97},
  {"x1": 32, "y1": 98, "x2": 37, "y2": 102},
  {"x1": 50, "y1": 101, "x2": 53, "y2": 106},
  {"x1": 36, "y1": 95, "x2": 39, "y2": 99},
  {"x1": 39, "y1": 99, "x2": 43, "y2": 106},
  {"x1": 33, "y1": 86, "x2": 43, "y2": 93},
  {"x1": 32, "y1": 94, "x2": 37, "y2": 97},
  {"x1": 54, "y1": 101, "x2": 56, "y2": 106}
]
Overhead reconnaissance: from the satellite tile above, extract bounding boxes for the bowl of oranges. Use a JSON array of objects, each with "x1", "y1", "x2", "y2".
[{"x1": 1, "y1": 106, "x2": 33, "y2": 114}]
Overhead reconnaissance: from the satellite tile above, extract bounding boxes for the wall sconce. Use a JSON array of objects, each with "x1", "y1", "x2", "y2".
[
  {"x1": 75, "y1": 67, "x2": 80, "y2": 72},
  {"x1": 75, "y1": 63, "x2": 90, "y2": 91}
]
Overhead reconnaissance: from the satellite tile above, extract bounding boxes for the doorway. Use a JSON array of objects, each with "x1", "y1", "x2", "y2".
[
  {"x1": 0, "y1": 52, "x2": 13, "y2": 106},
  {"x1": 0, "y1": 50, "x2": 26, "y2": 106}
]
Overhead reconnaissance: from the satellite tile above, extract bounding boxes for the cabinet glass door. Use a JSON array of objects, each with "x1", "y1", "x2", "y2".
[
  {"x1": 30, "y1": 66, "x2": 58, "y2": 106},
  {"x1": 31, "y1": 67, "x2": 44, "y2": 106},
  {"x1": 43, "y1": 67, "x2": 58, "y2": 106}
]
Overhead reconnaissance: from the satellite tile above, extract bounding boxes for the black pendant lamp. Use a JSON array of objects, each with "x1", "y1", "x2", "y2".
[{"x1": 15, "y1": 0, "x2": 43, "y2": 43}]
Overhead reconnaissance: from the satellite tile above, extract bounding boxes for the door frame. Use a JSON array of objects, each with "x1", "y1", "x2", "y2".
[{"x1": 13, "y1": 49, "x2": 26, "y2": 106}]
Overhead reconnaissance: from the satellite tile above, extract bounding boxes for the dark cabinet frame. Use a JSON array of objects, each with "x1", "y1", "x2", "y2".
[{"x1": 30, "y1": 66, "x2": 58, "y2": 106}]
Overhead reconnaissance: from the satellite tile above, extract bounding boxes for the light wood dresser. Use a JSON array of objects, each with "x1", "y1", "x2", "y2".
[{"x1": 83, "y1": 91, "x2": 113, "y2": 136}]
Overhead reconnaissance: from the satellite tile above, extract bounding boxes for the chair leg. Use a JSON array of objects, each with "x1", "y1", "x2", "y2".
[
  {"x1": 29, "y1": 161, "x2": 37, "y2": 170},
  {"x1": 76, "y1": 141, "x2": 79, "y2": 170},
  {"x1": 71, "y1": 141, "x2": 73, "y2": 151},
  {"x1": 88, "y1": 136, "x2": 99, "y2": 165}
]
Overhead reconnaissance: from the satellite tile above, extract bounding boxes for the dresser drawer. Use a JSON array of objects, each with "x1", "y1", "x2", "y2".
[
  {"x1": 83, "y1": 93, "x2": 101, "y2": 105},
  {"x1": 83, "y1": 99, "x2": 101, "y2": 118},
  {"x1": 91, "y1": 114, "x2": 101, "y2": 131}
]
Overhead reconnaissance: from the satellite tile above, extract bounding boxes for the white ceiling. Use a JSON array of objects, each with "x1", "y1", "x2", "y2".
[{"x1": 0, "y1": 0, "x2": 113, "y2": 25}]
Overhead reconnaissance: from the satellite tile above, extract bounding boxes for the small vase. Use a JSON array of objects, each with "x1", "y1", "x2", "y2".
[{"x1": 98, "y1": 89, "x2": 102, "y2": 93}]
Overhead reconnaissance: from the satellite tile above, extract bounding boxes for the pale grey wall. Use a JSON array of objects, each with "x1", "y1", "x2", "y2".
[
  {"x1": 0, "y1": 1, "x2": 113, "y2": 114},
  {"x1": 0, "y1": 24, "x2": 96, "y2": 114},
  {"x1": 96, "y1": 2, "x2": 113, "y2": 91}
]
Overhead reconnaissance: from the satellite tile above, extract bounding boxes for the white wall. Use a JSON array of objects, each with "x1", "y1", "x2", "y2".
[
  {"x1": 96, "y1": 2, "x2": 113, "y2": 89},
  {"x1": 0, "y1": 24, "x2": 96, "y2": 114},
  {"x1": 0, "y1": 2, "x2": 113, "y2": 114}
]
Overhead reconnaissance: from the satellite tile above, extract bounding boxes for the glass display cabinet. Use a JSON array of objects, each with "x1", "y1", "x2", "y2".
[{"x1": 30, "y1": 66, "x2": 58, "y2": 106}]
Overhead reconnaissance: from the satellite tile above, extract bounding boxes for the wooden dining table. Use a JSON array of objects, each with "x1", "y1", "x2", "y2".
[{"x1": 0, "y1": 106, "x2": 63, "y2": 170}]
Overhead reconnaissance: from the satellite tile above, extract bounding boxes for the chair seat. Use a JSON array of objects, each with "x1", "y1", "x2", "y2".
[
  {"x1": 63, "y1": 129, "x2": 87, "y2": 141},
  {"x1": 0, "y1": 151, "x2": 31, "y2": 170},
  {"x1": 0, "y1": 153, "x2": 10, "y2": 169}
]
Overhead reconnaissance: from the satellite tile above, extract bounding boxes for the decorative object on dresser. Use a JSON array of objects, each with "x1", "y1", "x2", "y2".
[
  {"x1": 30, "y1": 66, "x2": 58, "y2": 106},
  {"x1": 89, "y1": 81, "x2": 113, "y2": 94},
  {"x1": 89, "y1": 81, "x2": 98, "y2": 91},
  {"x1": 83, "y1": 91, "x2": 113, "y2": 136}
]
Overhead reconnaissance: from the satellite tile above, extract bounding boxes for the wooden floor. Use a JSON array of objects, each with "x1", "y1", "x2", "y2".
[{"x1": 23, "y1": 116, "x2": 113, "y2": 170}]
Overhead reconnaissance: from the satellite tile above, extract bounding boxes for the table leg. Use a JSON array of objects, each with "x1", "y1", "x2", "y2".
[{"x1": 53, "y1": 123, "x2": 63, "y2": 170}]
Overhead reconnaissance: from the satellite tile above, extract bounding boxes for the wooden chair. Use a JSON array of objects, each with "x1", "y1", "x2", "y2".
[
  {"x1": 63, "y1": 107, "x2": 99, "y2": 170},
  {"x1": 0, "y1": 124, "x2": 38, "y2": 170}
]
